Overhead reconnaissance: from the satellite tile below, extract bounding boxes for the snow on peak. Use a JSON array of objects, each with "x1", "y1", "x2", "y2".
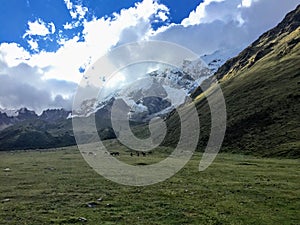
[
  {"x1": 201, "y1": 47, "x2": 243, "y2": 73},
  {"x1": 75, "y1": 57, "x2": 214, "y2": 121},
  {"x1": 182, "y1": 58, "x2": 211, "y2": 80}
]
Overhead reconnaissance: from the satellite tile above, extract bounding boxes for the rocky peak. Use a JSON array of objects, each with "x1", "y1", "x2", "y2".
[
  {"x1": 0, "y1": 112, "x2": 9, "y2": 119},
  {"x1": 182, "y1": 58, "x2": 212, "y2": 80},
  {"x1": 0, "y1": 112, "x2": 15, "y2": 130},
  {"x1": 39, "y1": 109, "x2": 71, "y2": 122},
  {"x1": 16, "y1": 108, "x2": 38, "y2": 120}
]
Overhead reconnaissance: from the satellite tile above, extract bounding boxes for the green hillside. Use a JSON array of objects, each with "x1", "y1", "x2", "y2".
[{"x1": 165, "y1": 5, "x2": 300, "y2": 157}]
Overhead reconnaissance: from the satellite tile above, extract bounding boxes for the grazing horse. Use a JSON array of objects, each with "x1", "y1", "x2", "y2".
[
  {"x1": 110, "y1": 152, "x2": 120, "y2": 156},
  {"x1": 141, "y1": 152, "x2": 146, "y2": 157}
]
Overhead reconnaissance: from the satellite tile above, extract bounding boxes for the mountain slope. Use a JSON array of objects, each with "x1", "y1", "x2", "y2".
[
  {"x1": 0, "y1": 108, "x2": 75, "y2": 150},
  {"x1": 165, "y1": 5, "x2": 300, "y2": 157},
  {"x1": 0, "y1": 119, "x2": 75, "y2": 150}
]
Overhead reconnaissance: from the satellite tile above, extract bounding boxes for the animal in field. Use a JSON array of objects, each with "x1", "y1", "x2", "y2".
[{"x1": 110, "y1": 151, "x2": 120, "y2": 156}]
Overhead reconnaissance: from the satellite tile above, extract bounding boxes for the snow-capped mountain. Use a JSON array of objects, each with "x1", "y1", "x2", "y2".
[
  {"x1": 73, "y1": 57, "x2": 212, "y2": 122},
  {"x1": 39, "y1": 109, "x2": 71, "y2": 122},
  {"x1": 201, "y1": 47, "x2": 243, "y2": 73},
  {"x1": 15, "y1": 108, "x2": 38, "y2": 120},
  {"x1": 0, "y1": 108, "x2": 71, "y2": 131},
  {"x1": 0, "y1": 108, "x2": 19, "y2": 117}
]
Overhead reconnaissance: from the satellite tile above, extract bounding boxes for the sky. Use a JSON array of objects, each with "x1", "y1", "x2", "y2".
[{"x1": 0, "y1": 0, "x2": 299, "y2": 113}]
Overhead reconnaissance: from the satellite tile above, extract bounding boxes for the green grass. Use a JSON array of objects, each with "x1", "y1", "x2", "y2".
[
  {"x1": 0, "y1": 144, "x2": 299, "y2": 225},
  {"x1": 166, "y1": 25, "x2": 300, "y2": 158}
]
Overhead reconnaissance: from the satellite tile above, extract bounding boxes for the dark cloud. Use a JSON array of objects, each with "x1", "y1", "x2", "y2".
[{"x1": 0, "y1": 59, "x2": 77, "y2": 113}]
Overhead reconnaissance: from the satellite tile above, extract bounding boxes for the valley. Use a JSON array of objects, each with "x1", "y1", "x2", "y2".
[
  {"x1": 0, "y1": 144, "x2": 299, "y2": 225},
  {"x1": 0, "y1": 3, "x2": 299, "y2": 225}
]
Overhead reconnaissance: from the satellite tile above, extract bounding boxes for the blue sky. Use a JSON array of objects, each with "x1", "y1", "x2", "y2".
[
  {"x1": 0, "y1": 0, "x2": 299, "y2": 111},
  {"x1": 0, "y1": 0, "x2": 203, "y2": 53}
]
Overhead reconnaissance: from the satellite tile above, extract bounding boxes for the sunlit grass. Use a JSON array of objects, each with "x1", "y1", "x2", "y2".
[{"x1": 0, "y1": 145, "x2": 299, "y2": 225}]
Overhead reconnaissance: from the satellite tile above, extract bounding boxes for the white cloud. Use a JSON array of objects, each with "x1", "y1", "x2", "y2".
[
  {"x1": 27, "y1": 39, "x2": 39, "y2": 51},
  {"x1": 75, "y1": 5, "x2": 88, "y2": 19},
  {"x1": 64, "y1": 0, "x2": 88, "y2": 20},
  {"x1": 64, "y1": 0, "x2": 73, "y2": 10},
  {"x1": 158, "y1": 11, "x2": 169, "y2": 22},
  {"x1": 0, "y1": 43, "x2": 30, "y2": 67},
  {"x1": 2, "y1": 0, "x2": 298, "y2": 83},
  {"x1": 238, "y1": 0, "x2": 259, "y2": 8},
  {"x1": 1, "y1": 0, "x2": 298, "y2": 111},
  {"x1": 152, "y1": 0, "x2": 300, "y2": 55},
  {"x1": 49, "y1": 22, "x2": 56, "y2": 34},
  {"x1": 63, "y1": 20, "x2": 81, "y2": 30},
  {"x1": 181, "y1": 0, "x2": 225, "y2": 27},
  {"x1": 23, "y1": 19, "x2": 54, "y2": 38},
  {"x1": 0, "y1": 0, "x2": 168, "y2": 88},
  {"x1": 12, "y1": 0, "x2": 170, "y2": 84},
  {"x1": 63, "y1": 22, "x2": 74, "y2": 29},
  {"x1": 0, "y1": 54, "x2": 76, "y2": 112}
]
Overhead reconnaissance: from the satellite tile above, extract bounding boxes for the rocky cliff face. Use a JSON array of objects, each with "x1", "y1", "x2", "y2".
[
  {"x1": 16, "y1": 108, "x2": 38, "y2": 120},
  {"x1": 0, "y1": 112, "x2": 15, "y2": 130},
  {"x1": 39, "y1": 109, "x2": 71, "y2": 122}
]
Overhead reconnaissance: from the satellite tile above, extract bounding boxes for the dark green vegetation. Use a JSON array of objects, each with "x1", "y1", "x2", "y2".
[
  {"x1": 167, "y1": 5, "x2": 300, "y2": 157},
  {"x1": 0, "y1": 119, "x2": 75, "y2": 150},
  {"x1": 0, "y1": 145, "x2": 299, "y2": 225}
]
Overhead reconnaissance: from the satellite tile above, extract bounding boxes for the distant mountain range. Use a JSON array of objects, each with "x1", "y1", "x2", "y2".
[
  {"x1": 0, "y1": 108, "x2": 74, "y2": 150},
  {"x1": 0, "y1": 108, "x2": 71, "y2": 130},
  {"x1": 0, "y1": 4, "x2": 299, "y2": 156},
  {"x1": 0, "y1": 57, "x2": 211, "y2": 150}
]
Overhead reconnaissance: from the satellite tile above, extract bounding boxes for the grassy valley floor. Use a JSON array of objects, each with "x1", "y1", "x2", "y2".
[{"x1": 0, "y1": 143, "x2": 299, "y2": 225}]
